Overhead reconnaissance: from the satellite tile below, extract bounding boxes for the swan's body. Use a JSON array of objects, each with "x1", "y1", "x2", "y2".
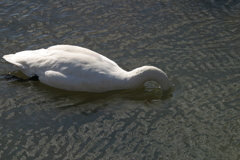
[{"x1": 3, "y1": 45, "x2": 171, "y2": 92}]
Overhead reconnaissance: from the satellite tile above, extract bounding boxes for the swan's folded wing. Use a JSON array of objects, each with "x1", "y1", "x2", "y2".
[{"x1": 39, "y1": 70, "x2": 95, "y2": 92}]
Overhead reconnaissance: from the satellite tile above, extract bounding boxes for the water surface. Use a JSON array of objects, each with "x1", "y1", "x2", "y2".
[{"x1": 1, "y1": 0, "x2": 240, "y2": 159}]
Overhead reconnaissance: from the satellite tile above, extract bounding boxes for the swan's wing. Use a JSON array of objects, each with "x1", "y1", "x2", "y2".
[
  {"x1": 39, "y1": 70, "x2": 73, "y2": 90},
  {"x1": 39, "y1": 70, "x2": 106, "y2": 92},
  {"x1": 48, "y1": 45, "x2": 102, "y2": 57},
  {"x1": 48, "y1": 45, "x2": 119, "y2": 67}
]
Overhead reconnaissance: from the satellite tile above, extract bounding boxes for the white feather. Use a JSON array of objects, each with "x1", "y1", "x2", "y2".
[{"x1": 3, "y1": 45, "x2": 171, "y2": 92}]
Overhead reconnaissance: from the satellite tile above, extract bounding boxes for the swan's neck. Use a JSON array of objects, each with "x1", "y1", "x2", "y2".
[{"x1": 125, "y1": 66, "x2": 171, "y2": 91}]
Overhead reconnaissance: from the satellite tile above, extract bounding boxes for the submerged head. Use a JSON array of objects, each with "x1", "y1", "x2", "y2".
[{"x1": 128, "y1": 66, "x2": 172, "y2": 91}]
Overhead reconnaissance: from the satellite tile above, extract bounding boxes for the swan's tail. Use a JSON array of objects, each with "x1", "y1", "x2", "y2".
[{"x1": 3, "y1": 54, "x2": 26, "y2": 69}]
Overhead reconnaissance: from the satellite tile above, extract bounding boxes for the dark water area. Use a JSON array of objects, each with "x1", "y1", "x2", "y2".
[{"x1": 1, "y1": 0, "x2": 240, "y2": 159}]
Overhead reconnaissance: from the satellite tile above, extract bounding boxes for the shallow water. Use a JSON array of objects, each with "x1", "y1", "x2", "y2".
[{"x1": 1, "y1": 0, "x2": 240, "y2": 159}]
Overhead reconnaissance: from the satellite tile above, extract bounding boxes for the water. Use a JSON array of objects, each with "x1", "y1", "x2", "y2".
[{"x1": 1, "y1": 0, "x2": 240, "y2": 159}]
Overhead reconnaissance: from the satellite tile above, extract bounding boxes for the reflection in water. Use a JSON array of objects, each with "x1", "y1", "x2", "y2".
[
  {"x1": 0, "y1": 0, "x2": 240, "y2": 159},
  {"x1": 1, "y1": 71, "x2": 174, "y2": 113}
]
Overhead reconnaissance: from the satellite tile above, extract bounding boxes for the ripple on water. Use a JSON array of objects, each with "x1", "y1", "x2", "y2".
[{"x1": 1, "y1": 0, "x2": 240, "y2": 159}]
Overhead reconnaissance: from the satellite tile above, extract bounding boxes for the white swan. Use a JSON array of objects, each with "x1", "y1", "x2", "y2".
[{"x1": 3, "y1": 45, "x2": 171, "y2": 92}]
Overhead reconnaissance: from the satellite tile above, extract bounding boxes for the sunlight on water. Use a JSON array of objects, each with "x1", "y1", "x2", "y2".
[{"x1": 0, "y1": 0, "x2": 240, "y2": 159}]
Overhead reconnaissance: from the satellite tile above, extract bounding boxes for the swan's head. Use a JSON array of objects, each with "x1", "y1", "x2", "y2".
[{"x1": 128, "y1": 66, "x2": 172, "y2": 91}]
